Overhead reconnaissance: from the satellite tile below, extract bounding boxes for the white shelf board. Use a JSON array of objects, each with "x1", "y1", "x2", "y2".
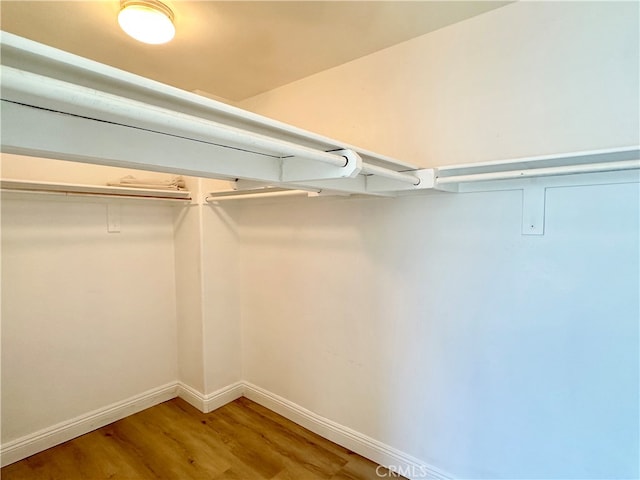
[
  {"x1": 1, "y1": 32, "x2": 637, "y2": 201},
  {"x1": 0, "y1": 31, "x2": 414, "y2": 172},
  {"x1": 435, "y1": 146, "x2": 640, "y2": 179}
]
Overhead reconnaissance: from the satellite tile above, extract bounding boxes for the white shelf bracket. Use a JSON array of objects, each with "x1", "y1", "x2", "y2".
[
  {"x1": 521, "y1": 185, "x2": 546, "y2": 236},
  {"x1": 107, "y1": 203, "x2": 121, "y2": 233}
]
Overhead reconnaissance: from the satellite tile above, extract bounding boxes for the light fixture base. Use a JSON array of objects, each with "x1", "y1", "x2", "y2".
[
  {"x1": 120, "y1": 0, "x2": 174, "y2": 22},
  {"x1": 118, "y1": 0, "x2": 175, "y2": 45}
]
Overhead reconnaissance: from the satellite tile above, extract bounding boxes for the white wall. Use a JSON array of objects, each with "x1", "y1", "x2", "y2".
[
  {"x1": 240, "y1": 1, "x2": 639, "y2": 168},
  {"x1": 233, "y1": 184, "x2": 639, "y2": 479},
  {"x1": 201, "y1": 196, "x2": 243, "y2": 392},
  {"x1": 1, "y1": 191, "x2": 179, "y2": 442},
  {"x1": 1, "y1": 155, "x2": 243, "y2": 447},
  {"x1": 174, "y1": 175, "x2": 244, "y2": 395},
  {"x1": 173, "y1": 202, "x2": 206, "y2": 392},
  {"x1": 0, "y1": 155, "x2": 189, "y2": 446},
  {"x1": 234, "y1": 1, "x2": 639, "y2": 478}
]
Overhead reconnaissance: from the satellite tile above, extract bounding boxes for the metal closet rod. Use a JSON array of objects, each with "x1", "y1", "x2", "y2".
[
  {"x1": 362, "y1": 163, "x2": 421, "y2": 185},
  {"x1": 2, "y1": 66, "x2": 421, "y2": 186},
  {"x1": 0, "y1": 179, "x2": 191, "y2": 201},
  {"x1": 205, "y1": 187, "x2": 320, "y2": 202}
]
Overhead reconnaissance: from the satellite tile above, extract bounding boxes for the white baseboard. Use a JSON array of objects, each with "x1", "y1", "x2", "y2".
[
  {"x1": 176, "y1": 381, "x2": 244, "y2": 413},
  {"x1": 242, "y1": 382, "x2": 453, "y2": 480},
  {"x1": 2, "y1": 380, "x2": 451, "y2": 479},
  {"x1": 0, "y1": 382, "x2": 177, "y2": 467}
]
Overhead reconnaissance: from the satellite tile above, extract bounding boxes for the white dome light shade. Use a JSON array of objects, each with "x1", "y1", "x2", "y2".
[{"x1": 118, "y1": 1, "x2": 175, "y2": 45}]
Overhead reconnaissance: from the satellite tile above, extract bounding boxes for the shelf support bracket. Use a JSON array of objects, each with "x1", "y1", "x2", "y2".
[
  {"x1": 522, "y1": 185, "x2": 546, "y2": 235},
  {"x1": 107, "y1": 204, "x2": 121, "y2": 233}
]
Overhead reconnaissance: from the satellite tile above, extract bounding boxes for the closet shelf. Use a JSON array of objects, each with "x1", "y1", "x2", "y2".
[
  {"x1": 0, "y1": 32, "x2": 433, "y2": 197},
  {"x1": 0, "y1": 33, "x2": 638, "y2": 201},
  {"x1": 0, "y1": 179, "x2": 192, "y2": 202},
  {"x1": 433, "y1": 147, "x2": 639, "y2": 191}
]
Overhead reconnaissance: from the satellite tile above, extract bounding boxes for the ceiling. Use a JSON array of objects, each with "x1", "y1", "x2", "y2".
[{"x1": 0, "y1": 1, "x2": 510, "y2": 102}]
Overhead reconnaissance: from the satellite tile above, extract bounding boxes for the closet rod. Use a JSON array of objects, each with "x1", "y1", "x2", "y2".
[
  {"x1": 362, "y1": 163, "x2": 421, "y2": 185},
  {"x1": 0, "y1": 179, "x2": 191, "y2": 201},
  {"x1": 0, "y1": 188, "x2": 191, "y2": 202},
  {"x1": 436, "y1": 159, "x2": 640, "y2": 184},
  {"x1": 205, "y1": 188, "x2": 318, "y2": 202}
]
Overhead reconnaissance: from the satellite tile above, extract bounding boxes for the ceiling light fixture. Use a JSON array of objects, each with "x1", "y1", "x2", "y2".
[{"x1": 118, "y1": 0, "x2": 175, "y2": 45}]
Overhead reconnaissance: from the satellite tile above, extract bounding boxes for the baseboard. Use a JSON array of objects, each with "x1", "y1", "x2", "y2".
[
  {"x1": 176, "y1": 381, "x2": 244, "y2": 413},
  {"x1": 2, "y1": 380, "x2": 451, "y2": 479},
  {"x1": 0, "y1": 382, "x2": 177, "y2": 467},
  {"x1": 242, "y1": 382, "x2": 453, "y2": 480}
]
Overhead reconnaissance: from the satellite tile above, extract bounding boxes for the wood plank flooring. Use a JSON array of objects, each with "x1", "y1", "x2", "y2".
[{"x1": 1, "y1": 397, "x2": 404, "y2": 480}]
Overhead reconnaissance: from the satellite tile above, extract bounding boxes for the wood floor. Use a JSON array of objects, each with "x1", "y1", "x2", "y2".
[{"x1": 1, "y1": 397, "x2": 403, "y2": 480}]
